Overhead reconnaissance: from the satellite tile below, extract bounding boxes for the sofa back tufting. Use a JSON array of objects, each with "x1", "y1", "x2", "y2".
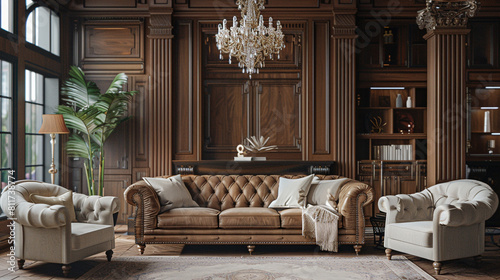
[{"x1": 177, "y1": 174, "x2": 344, "y2": 211}]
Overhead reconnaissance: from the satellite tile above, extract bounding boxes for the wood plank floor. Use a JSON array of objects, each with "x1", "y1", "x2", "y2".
[{"x1": 0, "y1": 225, "x2": 498, "y2": 279}]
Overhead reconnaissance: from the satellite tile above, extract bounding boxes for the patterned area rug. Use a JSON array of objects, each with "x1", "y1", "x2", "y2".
[{"x1": 80, "y1": 255, "x2": 434, "y2": 280}]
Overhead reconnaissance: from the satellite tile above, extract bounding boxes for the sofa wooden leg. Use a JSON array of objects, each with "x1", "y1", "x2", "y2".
[
  {"x1": 18, "y1": 259, "x2": 25, "y2": 269},
  {"x1": 385, "y1": 249, "x2": 392, "y2": 260},
  {"x1": 353, "y1": 245, "x2": 362, "y2": 255},
  {"x1": 106, "y1": 250, "x2": 113, "y2": 262},
  {"x1": 433, "y1": 261, "x2": 442, "y2": 275},
  {"x1": 62, "y1": 265, "x2": 71, "y2": 277},
  {"x1": 137, "y1": 244, "x2": 146, "y2": 255},
  {"x1": 474, "y1": 255, "x2": 482, "y2": 265},
  {"x1": 247, "y1": 245, "x2": 256, "y2": 255}
]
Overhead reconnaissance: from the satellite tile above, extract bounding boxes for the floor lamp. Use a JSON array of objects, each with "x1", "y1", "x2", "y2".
[{"x1": 38, "y1": 114, "x2": 69, "y2": 184}]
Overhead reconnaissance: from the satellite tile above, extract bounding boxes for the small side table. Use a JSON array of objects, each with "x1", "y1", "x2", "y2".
[
  {"x1": 370, "y1": 214, "x2": 386, "y2": 249},
  {"x1": 485, "y1": 228, "x2": 500, "y2": 249}
]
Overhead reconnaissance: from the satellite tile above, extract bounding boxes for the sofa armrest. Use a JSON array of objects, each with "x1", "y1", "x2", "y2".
[
  {"x1": 124, "y1": 180, "x2": 161, "y2": 235},
  {"x1": 337, "y1": 180, "x2": 374, "y2": 231},
  {"x1": 378, "y1": 192, "x2": 434, "y2": 224},
  {"x1": 434, "y1": 201, "x2": 496, "y2": 227},
  {"x1": 73, "y1": 193, "x2": 120, "y2": 226}
]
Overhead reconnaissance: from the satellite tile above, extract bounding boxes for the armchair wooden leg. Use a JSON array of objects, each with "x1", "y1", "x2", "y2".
[
  {"x1": 17, "y1": 259, "x2": 25, "y2": 269},
  {"x1": 474, "y1": 255, "x2": 482, "y2": 265},
  {"x1": 385, "y1": 249, "x2": 392, "y2": 260},
  {"x1": 137, "y1": 244, "x2": 146, "y2": 255},
  {"x1": 62, "y1": 265, "x2": 71, "y2": 277},
  {"x1": 247, "y1": 245, "x2": 256, "y2": 255},
  {"x1": 353, "y1": 245, "x2": 362, "y2": 255},
  {"x1": 433, "y1": 261, "x2": 442, "y2": 275},
  {"x1": 106, "y1": 250, "x2": 113, "y2": 262}
]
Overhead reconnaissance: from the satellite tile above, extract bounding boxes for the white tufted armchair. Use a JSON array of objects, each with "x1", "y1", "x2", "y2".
[
  {"x1": 378, "y1": 179, "x2": 498, "y2": 275},
  {"x1": 0, "y1": 180, "x2": 120, "y2": 277}
]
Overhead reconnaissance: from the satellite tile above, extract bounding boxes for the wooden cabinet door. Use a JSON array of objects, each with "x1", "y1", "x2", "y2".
[
  {"x1": 203, "y1": 80, "x2": 250, "y2": 159},
  {"x1": 255, "y1": 80, "x2": 302, "y2": 159},
  {"x1": 103, "y1": 175, "x2": 132, "y2": 225}
]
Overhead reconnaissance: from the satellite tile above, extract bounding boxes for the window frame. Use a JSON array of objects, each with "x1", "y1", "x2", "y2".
[
  {"x1": 0, "y1": 56, "x2": 16, "y2": 187},
  {"x1": 25, "y1": 3, "x2": 60, "y2": 57}
]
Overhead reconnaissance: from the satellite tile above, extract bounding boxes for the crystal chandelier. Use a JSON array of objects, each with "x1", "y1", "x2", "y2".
[{"x1": 215, "y1": 0, "x2": 285, "y2": 79}]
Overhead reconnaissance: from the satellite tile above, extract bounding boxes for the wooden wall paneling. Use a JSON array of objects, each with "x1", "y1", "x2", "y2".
[
  {"x1": 147, "y1": 10, "x2": 174, "y2": 176},
  {"x1": 202, "y1": 81, "x2": 250, "y2": 158},
  {"x1": 80, "y1": 20, "x2": 145, "y2": 74},
  {"x1": 332, "y1": 12, "x2": 357, "y2": 178},
  {"x1": 189, "y1": 0, "x2": 320, "y2": 8},
  {"x1": 129, "y1": 75, "x2": 150, "y2": 168},
  {"x1": 426, "y1": 29, "x2": 469, "y2": 185},
  {"x1": 84, "y1": 0, "x2": 137, "y2": 8},
  {"x1": 309, "y1": 21, "x2": 331, "y2": 159},
  {"x1": 468, "y1": 22, "x2": 498, "y2": 68},
  {"x1": 255, "y1": 80, "x2": 303, "y2": 158},
  {"x1": 102, "y1": 175, "x2": 132, "y2": 224},
  {"x1": 173, "y1": 20, "x2": 195, "y2": 159}
]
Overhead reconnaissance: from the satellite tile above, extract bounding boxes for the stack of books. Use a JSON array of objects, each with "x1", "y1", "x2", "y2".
[{"x1": 373, "y1": 145, "x2": 413, "y2": 160}]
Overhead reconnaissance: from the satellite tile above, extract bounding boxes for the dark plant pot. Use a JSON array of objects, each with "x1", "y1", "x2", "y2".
[{"x1": 113, "y1": 212, "x2": 118, "y2": 226}]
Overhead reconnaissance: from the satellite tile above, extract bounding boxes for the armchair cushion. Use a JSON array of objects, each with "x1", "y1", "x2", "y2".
[
  {"x1": 385, "y1": 221, "x2": 433, "y2": 247},
  {"x1": 30, "y1": 191, "x2": 77, "y2": 222},
  {"x1": 71, "y1": 223, "x2": 114, "y2": 250}
]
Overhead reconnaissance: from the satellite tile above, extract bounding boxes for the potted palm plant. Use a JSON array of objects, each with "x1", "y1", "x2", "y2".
[{"x1": 57, "y1": 66, "x2": 136, "y2": 196}]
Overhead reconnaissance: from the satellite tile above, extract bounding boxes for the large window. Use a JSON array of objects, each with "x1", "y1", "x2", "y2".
[
  {"x1": 25, "y1": 69, "x2": 59, "y2": 182},
  {"x1": 26, "y1": 5, "x2": 60, "y2": 56},
  {"x1": 0, "y1": 0, "x2": 14, "y2": 33},
  {"x1": 0, "y1": 60, "x2": 13, "y2": 188}
]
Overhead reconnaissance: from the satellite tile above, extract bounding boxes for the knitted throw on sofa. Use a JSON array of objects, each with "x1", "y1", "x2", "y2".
[{"x1": 302, "y1": 205, "x2": 340, "y2": 252}]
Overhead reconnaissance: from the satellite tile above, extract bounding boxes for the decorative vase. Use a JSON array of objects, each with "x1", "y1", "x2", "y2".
[
  {"x1": 484, "y1": 111, "x2": 491, "y2": 133},
  {"x1": 396, "y1": 94, "x2": 403, "y2": 108},
  {"x1": 406, "y1": 96, "x2": 412, "y2": 108}
]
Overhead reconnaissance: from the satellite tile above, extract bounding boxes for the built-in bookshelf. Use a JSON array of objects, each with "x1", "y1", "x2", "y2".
[
  {"x1": 467, "y1": 87, "x2": 500, "y2": 159},
  {"x1": 356, "y1": 87, "x2": 427, "y2": 161}
]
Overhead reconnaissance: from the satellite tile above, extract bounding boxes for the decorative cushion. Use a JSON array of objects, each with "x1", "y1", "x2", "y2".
[
  {"x1": 157, "y1": 207, "x2": 220, "y2": 229},
  {"x1": 219, "y1": 208, "x2": 280, "y2": 229},
  {"x1": 386, "y1": 221, "x2": 433, "y2": 247},
  {"x1": 268, "y1": 175, "x2": 314, "y2": 208},
  {"x1": 279, "y1": 208, "x2": 302, "y2": 229},
  {"x1": 143, "y1": 174, "x2": 199, "y2": 213},
  {"x1": 307, "y1": 178, "x2": 349, "y2": 206},
  {"x1": 71, "y1": 222, "x2": 114, "y2": 250},
  {"x1": 30, "y1": 191, "x2": 77, "y2": 222}
]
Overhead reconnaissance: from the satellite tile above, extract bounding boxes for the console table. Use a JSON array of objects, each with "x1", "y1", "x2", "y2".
[{"x1": 173, "y1": 161, "x2": 336, "y2": 175}]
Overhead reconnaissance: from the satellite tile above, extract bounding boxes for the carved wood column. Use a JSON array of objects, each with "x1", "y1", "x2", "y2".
[
  {"x1": 417, "y1": 0, "x2": 479, "y2": 185},
  {"x1": 332, "y1": 11, "x2": 357, "y2": 178},
  {"x1": 147, "y1": 9, "x2": 173, "y2": 176}
]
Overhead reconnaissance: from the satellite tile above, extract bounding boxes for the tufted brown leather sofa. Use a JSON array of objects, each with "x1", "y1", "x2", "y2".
[{"x1": 124, "y1": 174, "x2": 374, "y2": 255}]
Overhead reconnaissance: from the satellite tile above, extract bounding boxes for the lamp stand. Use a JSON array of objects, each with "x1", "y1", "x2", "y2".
[{"x1": 48, "y1": 133, "x2": 57, "y2": 184}]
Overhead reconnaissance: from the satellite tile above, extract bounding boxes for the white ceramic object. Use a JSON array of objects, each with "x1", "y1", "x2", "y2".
[
  {"x1": 406, "y1": 96, "x2": 412, "y2": 108},
  {"x1": 484, "y1": 111, "x2": 491, "y2": 133}
]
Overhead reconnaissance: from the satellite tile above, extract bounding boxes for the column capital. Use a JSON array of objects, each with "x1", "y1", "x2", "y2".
[
  {"x1": 332, "y1": 13, "x2": 357, "y2": 38},
  {"x1": 148, "y1": 8, "x2": 173, "y2": 39},
  {"x1": 417, "y1": 0, "x2": 480, "y2": 32}
]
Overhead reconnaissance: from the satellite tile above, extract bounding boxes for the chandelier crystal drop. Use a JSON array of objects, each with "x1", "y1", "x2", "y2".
[{"x1": 215, "y1": 0, "x2": 285, "y2": 79}]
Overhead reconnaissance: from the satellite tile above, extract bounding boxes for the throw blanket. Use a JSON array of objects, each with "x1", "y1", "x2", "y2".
[{"x1": 302, "y1": 204, "x2": 340, "y2": 252}]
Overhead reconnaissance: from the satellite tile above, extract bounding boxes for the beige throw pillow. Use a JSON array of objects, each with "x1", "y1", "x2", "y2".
[
  {"x1": 268, "y1": 175, "x2": 314, "y2": 208},
  {"x1": 143, "y1": 174, "x2": 199, "y2": 213},
  {"x1": 30, "y1": 191, "x2": 77, "y2": 222},
  {"x1": 307, "y1": 178, "x2": 349, "y2": 207}
]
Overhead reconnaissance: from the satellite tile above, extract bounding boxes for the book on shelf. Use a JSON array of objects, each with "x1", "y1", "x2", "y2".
[
  {"x1": 234, "y1": 157, "x2": 267, "y2": 161},
  {"x1": 373, "y1": 145, "x2": 413, "y2": 160}
]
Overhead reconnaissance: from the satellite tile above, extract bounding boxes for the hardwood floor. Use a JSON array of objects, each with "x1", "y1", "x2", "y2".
[{"x1": 0, "y1": 225, "x2": 498, "y2": 279}]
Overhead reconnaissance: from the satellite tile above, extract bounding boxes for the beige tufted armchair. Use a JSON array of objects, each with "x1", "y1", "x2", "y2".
[
  {"x1": 0, "y1": 180, "x2": 120, "y2": 277},
  {"x1": 379, "y1": 179, "x2": 498, "y2": 275}
]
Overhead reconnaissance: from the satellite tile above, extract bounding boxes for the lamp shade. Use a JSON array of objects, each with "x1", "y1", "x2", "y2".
[{"x1": 38, "y1": 114, "x2": 70, "y2": 134}]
